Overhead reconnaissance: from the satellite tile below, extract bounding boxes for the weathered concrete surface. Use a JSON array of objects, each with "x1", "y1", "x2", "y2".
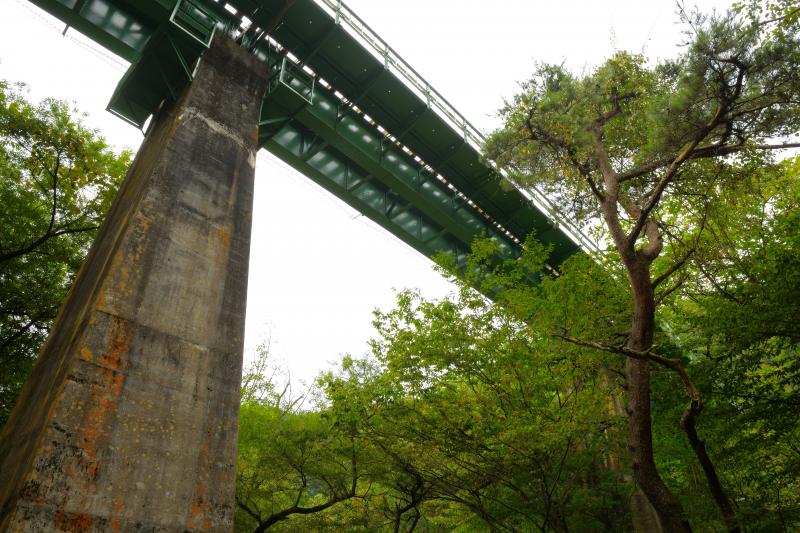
[{"x1": 0, "y1": 35, "x2": 268, "y2": 532}]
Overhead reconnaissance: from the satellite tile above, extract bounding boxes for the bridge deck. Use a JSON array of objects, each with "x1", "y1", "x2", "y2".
[{"x1": 29, "y1": 0, "x2": 588, "y2": 266}]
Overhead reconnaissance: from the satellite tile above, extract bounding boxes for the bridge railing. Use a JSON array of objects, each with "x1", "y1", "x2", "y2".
[{"x1": 313, "y1": 0, "x2": 600, "y2": 254}]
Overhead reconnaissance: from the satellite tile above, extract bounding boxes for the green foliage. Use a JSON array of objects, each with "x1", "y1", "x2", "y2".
[
  {"x1": 236, "y1": 6, "x2": 798, "y2": 523},
  {"x1": 236, "y1": 345, "x2": 367, "y2": 532},
  {"x1": 358, "y1": 253, "x2": 633, "y2": 531},
  {"x1": 736, "y1": 0, "x2": 800, "y2": 39},
  {"x1": 659, "y1": 156, "x2": 800, "y2": 530},
  {"x1": 0, "y1": 80, "x2": 130, "y2": 426},
  {"x1": 483, "y1": 2, "x2": 800, "y2": 529},
  {"x1": 236, "y1": 207, "x2": 800, "y2": 531},
  {"x1": 0, "y1": 3, "x2": 794, "y2": 531},
  {"x1": 236, "y1": 403, "x2": 360, "y2": 531},
  {"x1": 237, "y1": 243, "x2": 639, "y2": 531},
  {"x1": 485, "y1": 5, "x2": 800, "y2": 243}
]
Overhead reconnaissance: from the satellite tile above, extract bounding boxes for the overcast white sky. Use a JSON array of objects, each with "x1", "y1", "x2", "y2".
[{"x1": 0, "y1": 0, "x2": 731, "y2": 387}]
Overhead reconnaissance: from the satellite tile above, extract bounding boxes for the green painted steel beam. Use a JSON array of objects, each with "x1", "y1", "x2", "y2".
[
  {"x1": 260, "y1": 0, "x2": 583, "y2": 256},
  {"x1": 260, "y1": 70, "x2": 518, "y2": 259},
  {"x1": 28, "y1": 0, "x2": 161, "y2": 61},
  {"x1": 263, "y1": 121, "x2": 473, "y2": 265}
]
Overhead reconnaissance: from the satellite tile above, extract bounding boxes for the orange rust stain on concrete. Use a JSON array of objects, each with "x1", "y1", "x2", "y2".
[
  {"x1": 77, "y1": 319, "x2": 132, "y2": 484},
  {"x1": 54, "y1": 510, "x2": 93, "y2": 532},
  {"x1": 216, "y1": 224, "x2": 232, "y2": 264},
  {"x1": 187, "y1": 486, "x2": 213, "y2": 531},
  {"x1": 216, "y1": 225, "x2": 232, "y2": 248},
  {"x1": 186, "y1": 430, "x2": 212, "y2": 530},
  {"x1": 110, "y1": 373, "x2": 124, "y2": 395},
  {"x1": 98, "y1": 321, "x2": 129, "y2": 370},
  {"x1": 29, "y1": 495, "x2": 46, "y2": 508},
  {"x1": 213, "y1": 224, "x2": 233, "y2": 290},
  {"x1": 110, "y1": 496, "x2": 124, "y2": 532},
  {"x1": 79, "y1": 347, "x2": 93, "y2": 362},
  {"x1": 96, "y1": 215, "x2": 149, "y2": 312}
]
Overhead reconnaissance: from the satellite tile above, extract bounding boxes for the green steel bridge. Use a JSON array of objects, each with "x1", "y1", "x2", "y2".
[
  {"x1": 0, "y1": 2, "x2": 599, "y2": 527},
  {"x1": 31, "y1": 0, "x2": 592, "y2": 269}
]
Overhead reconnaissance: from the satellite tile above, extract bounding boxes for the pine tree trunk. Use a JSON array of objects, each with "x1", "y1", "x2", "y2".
[{"x1": 625, "y1": 258, "x2": 692, "y2": 533}]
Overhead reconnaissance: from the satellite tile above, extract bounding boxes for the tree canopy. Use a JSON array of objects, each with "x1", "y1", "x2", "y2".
[
  {"x1": 232, "y1": 191, "x2": 799, "y2": 530},
  {"x1": 0, "y1": 80, "x2": 130, "y2": 425},
  {"x1": 482, "y1": 4, "x2": 800, "y2": 531}
]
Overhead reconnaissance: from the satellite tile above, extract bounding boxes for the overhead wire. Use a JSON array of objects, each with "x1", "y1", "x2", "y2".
[{"x1": 10, "y1": 0, "x2": 128, "y2": 74}]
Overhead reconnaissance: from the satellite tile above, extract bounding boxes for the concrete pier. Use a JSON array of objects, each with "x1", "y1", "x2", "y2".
[{"x1": 0, "y1": 35, "x2": 268, "y2": 532}]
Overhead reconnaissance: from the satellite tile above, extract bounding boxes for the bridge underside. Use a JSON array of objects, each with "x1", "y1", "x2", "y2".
[{"x1": 26, "y1": 0, "x2": 584, "y2": 268}]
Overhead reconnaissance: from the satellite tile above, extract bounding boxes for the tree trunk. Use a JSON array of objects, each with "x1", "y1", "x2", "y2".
[
  {"x1": 625, "y1": 258, "x2": 692, "y2": 533},
  {"x1": 681, "y1": 406, "x2": 740, "y2": 532}
]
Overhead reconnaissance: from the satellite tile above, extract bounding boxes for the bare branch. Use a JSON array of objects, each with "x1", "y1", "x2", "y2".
[
  {"x1": 617, "y1": 142, "x2": 800, "y2": 183},
  {"x1": 588, "y1": 133, "x2": 632, "y2": 258},
  {"x1": 235, "y1": 496, "x2": 262, "y2": 524},
  {"x1": 552, "y1": 332, "x2": 699, "y2": 401},
  {"x1": 652, "y1": 248, "x2": 695, "y2": 289},
  {"x1": 0, "y1": 225, "x2": 98, "y2": 263},
  {"x1": 654, "y1": 270, "x2": 689, "y2": 306},
  {"x1": 627, "y1": 104, "x2": 727, "y2": 246},
  {"x1": 754, "y1": 6, "x2": 800, "y2": 28}
]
